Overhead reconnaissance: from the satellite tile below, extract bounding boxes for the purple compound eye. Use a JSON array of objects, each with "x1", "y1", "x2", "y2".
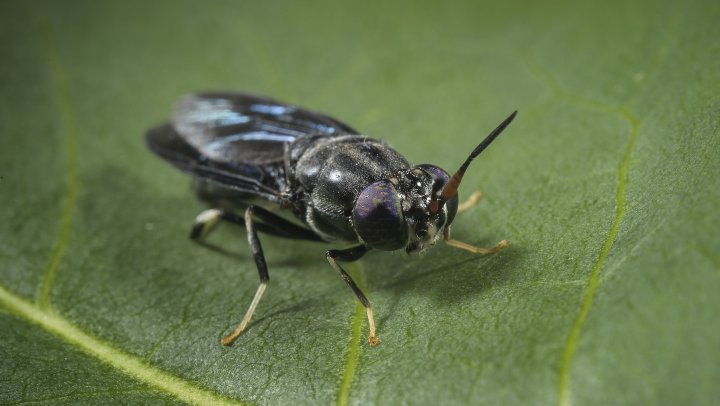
[
  {"x1": 352, "y1": 181, "x2": 408, "y2": 251},
  {"x1": 417, "y1": 164, "x2": 450, "y2": 184},
  {"x1": 417, "y1": 164, "x2": 458, "y2": 225}
]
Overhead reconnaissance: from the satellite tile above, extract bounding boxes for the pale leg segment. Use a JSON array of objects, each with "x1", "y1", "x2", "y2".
[
  {"x1": 457, "y1": 191, "x2": 484, "y2": 213},
  {"x1": 221, "y1": 206, "x2": 270, "y2": 346},
  {"x1": 190, "y1": 209, "x2": 223, "y2": 241},
  {"x1": 443, "y1": 226, "x2": 509, "y2": 254},
  {"x1": 326, "y1": 245, "x2": 379, "y2": 346}
]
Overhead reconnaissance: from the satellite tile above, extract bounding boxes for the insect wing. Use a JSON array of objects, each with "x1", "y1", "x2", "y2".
[
  {"x1": 147, "y1": 92, "x2": 361, "y2": 202},
  {"x1": 171, "y1": 92, "x2": 360, "y2": 165},
  {"x1": 146, "y1": 123, "x2": 285, "y2": 202}
]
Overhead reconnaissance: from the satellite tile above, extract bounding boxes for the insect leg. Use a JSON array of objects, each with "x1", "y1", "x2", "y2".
[
  {"x1": 457, "y1": 191, "x2": 484, "y2": 213},
  {"x1": 326, "y1": 246, "x2": 380, "y2": 346},
  {"x1": 221, "y1": 206, "x2": 269, "y2": 346},
  {"x1": 443, "y1": 226, "x2": 508, "y2": 254},
  {"x1": 250, "y1": 205, "x2": 324, "y2": 241},
  {"x1": 190, "y1": 207, "x2": 323, "y2": 241},
  {"x1": 190, "y1": 209, "x2": 223, "y2": 241}
]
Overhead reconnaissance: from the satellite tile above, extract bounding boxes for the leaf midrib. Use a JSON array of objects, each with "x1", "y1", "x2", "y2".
[
  {"x1": 0, "y1": 285, "x2": 244, "y2": 405},
  {"x1": 9, "y1": 17, "x2": 245, "y2": 405}
]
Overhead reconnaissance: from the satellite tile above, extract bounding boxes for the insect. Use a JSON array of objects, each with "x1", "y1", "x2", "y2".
[{"x1": 146, "y1": 92, "x2": 516, "y2": 346}]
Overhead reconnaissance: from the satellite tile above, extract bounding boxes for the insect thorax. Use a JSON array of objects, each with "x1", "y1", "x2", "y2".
[{"x1": 287, "y1": 135, "x2": 410, "y2": 242}]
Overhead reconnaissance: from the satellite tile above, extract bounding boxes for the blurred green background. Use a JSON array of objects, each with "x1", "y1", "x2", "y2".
[{"x1": 1, "y1": 0, "x2": 718, "y2": 404}]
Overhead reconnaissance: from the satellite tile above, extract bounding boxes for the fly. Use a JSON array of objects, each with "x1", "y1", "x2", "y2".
[{"x1": 145, "y1": 92, "x2": 517, "y2": 346}]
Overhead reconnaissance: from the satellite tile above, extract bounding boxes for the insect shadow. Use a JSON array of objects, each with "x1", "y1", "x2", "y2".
[
  {"x1": 365, "y1": 242, "x2": 526, "y2": 332},
  {"x1": 373, "y1": 237, "x2": 523, "y2": 299}
]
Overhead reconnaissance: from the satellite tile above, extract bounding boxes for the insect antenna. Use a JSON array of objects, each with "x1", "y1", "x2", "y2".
[{"x1": 430, "y1": 111, "x2": 517, "y2": 213}]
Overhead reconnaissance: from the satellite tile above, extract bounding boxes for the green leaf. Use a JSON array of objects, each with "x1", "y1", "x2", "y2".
[{"x1": 1, "y1": 0, "x2": 718, "y2": 405}]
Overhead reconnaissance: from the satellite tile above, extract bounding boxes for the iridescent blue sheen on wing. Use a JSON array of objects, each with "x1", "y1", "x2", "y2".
[
  {"x1": 352, "y1": 181, "x2": 407, "y2": 250},
  {"x1": 146, "y1": 92, "x2": 361, "y2": 207},
  {"x1": 172, "y1": 93, "x2": 359, "y2": 165}
]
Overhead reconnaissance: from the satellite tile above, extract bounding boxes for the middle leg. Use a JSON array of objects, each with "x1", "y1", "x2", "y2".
[{"x1": 326, "y1": 246, "x2": 380, "y2": 346}]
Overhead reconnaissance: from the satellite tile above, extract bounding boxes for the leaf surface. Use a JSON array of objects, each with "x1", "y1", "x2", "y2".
[{"x1": 1, "y1": 1, "x2": 718, "y2": 404}]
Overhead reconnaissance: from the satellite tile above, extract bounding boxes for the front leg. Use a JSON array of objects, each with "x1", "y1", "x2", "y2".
[
  {"x1": 457, "y1": 191, "x2": 483, "y2": 213},
  {"x1": 443, "y1": 226, "x2": 508, "y2": 254},
  {"x1": 326, "y1": 246, "x2": 379, "y2": 346},
  {"x1": 448, "y1": 191, "x2": 508, "y2": 254}
]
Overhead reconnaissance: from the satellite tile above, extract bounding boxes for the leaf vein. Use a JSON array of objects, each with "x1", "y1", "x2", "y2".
[
  {"x1": 36, "y1": 20, "x2": 79, "y2": 310},
  {"x1": 556, "y1": 110, "x2": 640, "y2": 406},
  {"x1": 0, "y1": 284, "x2": 245, "y2": 406},
  {"x1": 522, "y1": 52, "x2": 644, "y2": 406},
  {"x1": 336, "y1": 262, "x2": 367, "y2": 406}
]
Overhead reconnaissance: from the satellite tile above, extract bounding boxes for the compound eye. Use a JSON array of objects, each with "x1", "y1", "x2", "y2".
[
  {"x1": 353, "y1": 181, "x2": 408, "y2": 251},
  {"x1": 417, "y1": 164, "x2": 458, "y2": 225},
  {"x1": 444, "y1": 193, "x2": 459, "y2": 226},
  {"x1": 417, "y1": 164, "x2": 449, "y2": 185}
]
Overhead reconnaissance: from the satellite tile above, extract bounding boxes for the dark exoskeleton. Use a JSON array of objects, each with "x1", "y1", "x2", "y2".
[{"x1": 146, "y1": 93, "x2": 516, "y2": 346}]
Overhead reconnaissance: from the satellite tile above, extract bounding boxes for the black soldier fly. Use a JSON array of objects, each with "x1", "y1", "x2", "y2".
[{"x1": 146, "y1": 93, "x2": 516, "y2": 346}]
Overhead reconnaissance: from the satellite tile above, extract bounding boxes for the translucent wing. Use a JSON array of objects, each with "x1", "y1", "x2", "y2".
[
  {"x1": 146, "y1": 123, "x2": 287, "y2": 202},
  {"x1": 171, "y1": 92, "x2": 359, "y2": 165},
  {"x1": 146, "y1": 92, "x2": 361, "y2": 203}
]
